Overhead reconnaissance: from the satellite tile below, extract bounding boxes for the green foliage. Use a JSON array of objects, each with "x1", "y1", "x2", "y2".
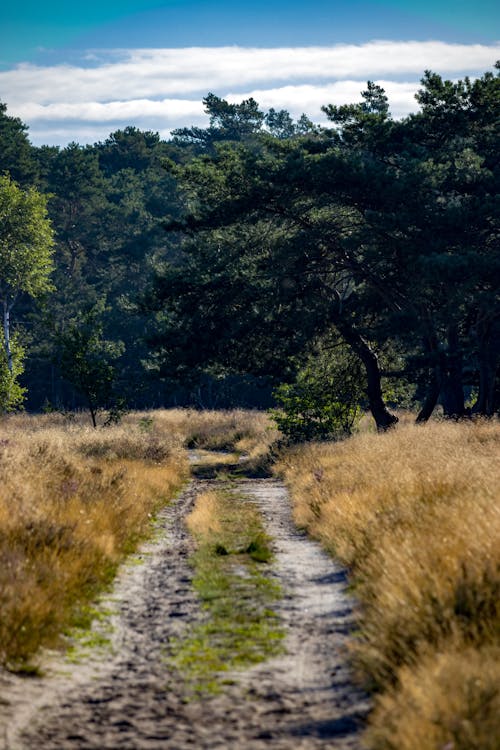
[
  {"x1": 26, "y1": 133, "x2": 183, "y2": 411},
  {"x1": 0, "y1": 174, "x2": 54, "y2": 301},
  {"x1": 0, "y1": 174, "x2": 54, "y2": 409},
  {"x1": 172, "y1": 93, "x2": 265, "y2": 147},
  {"x1": 149, "y1": 64, "x2": 500, "y2": 425},
  {"x1": 272, "y1": 337, "x2": 364, "y2": 443},
  {"x1": 169, "y1": 489, "x2": 283, "y2": 695},
  {"x1": 1, "y1": 65, "x2": 499, "y2": 422},
  {"x1": 57, "y1": 302, "x2": 125, "y2": 427},
  {"x1": 265, "y1": 108, "x2": 316, "y2": 138},
  {"x1": 0, "y1": 333, "x2": 26, "y2": 413},
  {"x1": 0, "y1": 101, "x2": 38, "y2": 185}
]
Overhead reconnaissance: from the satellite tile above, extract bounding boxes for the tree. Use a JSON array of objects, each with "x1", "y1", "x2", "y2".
[
  {"x1": 147, "y1": 65, "x2": 499, "y2": 427},
  {"x1": 0, "y1": 102, "x2": 38, "y2": 186},
  {"x1": 147, "y1": 114, "x2": 401, "y2": 429},
  {"x1": 172, "y1": 93, "x2": 265, "y2": 149},
  {"x1": 264, "y1": 109, "x2": 316, "y2": 139},
  {"x1": 0, "y1": 175, "x2": 54, "y2": 409},
  {"x1": 20, "y1": 126, "x2": 184, "y2": 411},
  {"x1": 57, "y1": 302, "x2": 124, "y2": 428}
]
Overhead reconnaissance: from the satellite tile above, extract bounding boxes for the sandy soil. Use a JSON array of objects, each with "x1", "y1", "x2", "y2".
[{"x1": 0, "y1": 477, "x2": 368, "y2": 750}]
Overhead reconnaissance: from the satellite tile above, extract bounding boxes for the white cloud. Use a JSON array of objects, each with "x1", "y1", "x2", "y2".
[
  {"x1": 1, "y1": 41, "x2": 497, "y2": 145},
  {"x1": 15, "y1": 99, "x2": 205, "y2": 123}
]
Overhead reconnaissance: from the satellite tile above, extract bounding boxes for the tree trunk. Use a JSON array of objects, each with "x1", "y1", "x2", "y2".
[
  {"x1": 416, "y1": 368, "x2": 441, "y2": 423},
  {"x1": 440, "y1": 327, "x2": 465, "y2": 418},
  {"x1": 2, "y1": 300, "x2": 13, "y2": 374},
  {"x1": 334, "y1": 317, "x2": 398, "y2": 431},
  {"x1": 87, "y1": 396, "x2": 97, "y2": 428},
  {"x1": 472, "y1": 343, "x2": 498, "y2": 417}
]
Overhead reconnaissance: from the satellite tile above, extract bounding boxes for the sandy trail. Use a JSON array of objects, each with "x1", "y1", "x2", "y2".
[{"x1": 1, "y1": 477, "x2": 368, "y2": 749}]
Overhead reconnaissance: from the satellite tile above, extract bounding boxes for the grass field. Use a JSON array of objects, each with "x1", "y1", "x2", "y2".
[
  {"x1": 2, "y1": 408, "x2": 499, "y2": 749},
  {"x1": 276, "y1": 418, "x2": 500, "y2": 750},
  {"x1": 0, "y1": 408, "x2": 273, "y2": 670}
]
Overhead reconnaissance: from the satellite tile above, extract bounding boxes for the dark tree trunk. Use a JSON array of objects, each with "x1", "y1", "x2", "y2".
[
  {"x1": 416, "y1": 331, "x2": 441, "y2": 423},
  {"x1": 416, "y1": 368, "x2": 441, "y2": 423},
  {"x1": 440, "y1": 327, "x2": 465, "y2": 418},
  {"x1": 86, "y1": 395, "x2": 97, "y2": 428},
  {"x1": 334, "y1": 317, "x2": 398, "y2": 431},
  {"x1": 472, "y1": 326, "x2": 499, "y2": 417},
  {"x1": 440, "y1": 372, "x2": 465, "y2": 417},
  {"x1": 473, "y1": 359, "x2": 495, "y2": 416}
]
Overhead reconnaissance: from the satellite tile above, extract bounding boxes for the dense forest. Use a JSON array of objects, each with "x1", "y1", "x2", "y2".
[{"x1": 1, "y1": 63, "x2": 499, "y2": 431}]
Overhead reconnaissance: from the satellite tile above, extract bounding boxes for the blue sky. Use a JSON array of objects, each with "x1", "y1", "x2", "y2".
[{"x1": 0, "y1": 1, "x2": 498, "y2": 145}]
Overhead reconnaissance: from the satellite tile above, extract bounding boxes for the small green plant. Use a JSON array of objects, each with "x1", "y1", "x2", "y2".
[
  {"x1": 103, "y1": 398, "x2": 128, "y2": 426},
  {"x1": 138, "y1": 415, "x2": 154, "y2": 433}
]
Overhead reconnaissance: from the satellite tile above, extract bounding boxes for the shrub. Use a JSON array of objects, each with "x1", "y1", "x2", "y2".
[{"x1": 271, "y1": 337, "x2": 364, "y2": 443}]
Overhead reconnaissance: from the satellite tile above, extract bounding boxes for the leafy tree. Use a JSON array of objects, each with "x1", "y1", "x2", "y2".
[
  {"x1": 0, "y1": 102, "x2": 38, "y2": 185},
  {"x1": 43, "y1": 143, "x2": 110, "y2": 291},
  {"x1": 17, "y1": 126, "x2": 186, "y2": 411},
  {"x1": 264, "y1": 108, "x2": 297, "y2": 139},
  {"x1": 147, "y1": 122, "x2": 400, "y2": 429},
  {"x1": 97, "y1": 127, "x2": 163, "y2": 176},
  {"x1": 57, "y1": 302, "x2": 124, "y2": 427},
  {"x1": 0, "y1": 175, "x2": 54, "y2": 409},
  {"x1": 264, "y1": 109, "x2": 317, "y2": 139}
]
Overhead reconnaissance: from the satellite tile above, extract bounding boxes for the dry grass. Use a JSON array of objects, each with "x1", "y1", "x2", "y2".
[
  {"x1": 0, "y1": 412, "x2": 188, "y2": 669},
  {"x1": 368, "y1": 645, "x2": 500, "y2": 750},
  {"x1": 186, "y1": 490, "x2": 223, "y2": 537},
  {"x1": 0, "y1": 408, "x2": 275, "y2": 670},
  {"x1": 124, "y1": 408, "x2": 279, "y2": 475},
  {"x1": 141, "y1": 408, "x2": 277, "y2": 461},
  {"x1": 276, "y1": 419, "x2": 500, "y2": 750},
  {"x1": 16, "y1": 407, "x2": 278, "y2": 457}
]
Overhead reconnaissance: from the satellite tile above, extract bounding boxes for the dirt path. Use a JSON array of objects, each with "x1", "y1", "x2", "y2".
[{"x1": 1, "y1": 477, "x2": 368, "y2": 749}]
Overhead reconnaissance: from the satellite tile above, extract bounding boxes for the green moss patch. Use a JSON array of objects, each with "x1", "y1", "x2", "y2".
[{"x1": 167, "y1": 488, "x2": 284, "y2": 696}]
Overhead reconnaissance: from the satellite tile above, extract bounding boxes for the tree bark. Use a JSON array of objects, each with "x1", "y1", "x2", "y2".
[
  {"x1": 440, "y1": 326, "x2": 465, "y2": 418},
  {"x1": 416, "y1": 331, "x2": 441, "y2": 423},
  {"x1": 416, "y1": 368, "x2": 441, "y2": 423},
  {"x1": 472, "y1": 337, "x2": 498, "y2": 417},
  {"x1": 2, "y1": 300, "x2": 13, "y2": 374},
  {"x1": 333, "y1": 317, "x2": 398, "y2": 431},
  {"x1": 86, "y1": 395, "x2": 97, "y2": 428}
]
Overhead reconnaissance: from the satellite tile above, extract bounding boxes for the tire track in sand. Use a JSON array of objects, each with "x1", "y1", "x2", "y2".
[{"x1": 2, "y1": 478, "x2": 369, "y2": 750}]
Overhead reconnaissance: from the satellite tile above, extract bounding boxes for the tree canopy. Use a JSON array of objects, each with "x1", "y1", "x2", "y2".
[
  {"x1": 0, "y1": 174, "x2": 54, "y2": 410},
  {"x1": 146, "y1": 65, "x2": 500, "y2": 428},
  {"x1": 0, "y1": 64, "x2": 498, "y2": 426}
]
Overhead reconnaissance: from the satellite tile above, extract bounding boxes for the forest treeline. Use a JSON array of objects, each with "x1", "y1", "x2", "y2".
[{"x1": 0, "y1": 63, "x2": 499, "y2": 429}]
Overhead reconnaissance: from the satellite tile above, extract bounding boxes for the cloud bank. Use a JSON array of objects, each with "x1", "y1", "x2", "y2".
[{"x1": 1, "y1": 41, "x2": 498, "y2": 145}]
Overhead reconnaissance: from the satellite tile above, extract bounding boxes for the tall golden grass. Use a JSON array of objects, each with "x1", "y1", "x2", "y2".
[
  {"x1": 0, "y1": 412, "x2": 189, "y2": 669},
  {"x1": 136, "y1": 407, "x2": 278, "y2": 469},
  {"x1": 0, "y1": 407, "x2": 275, "y2": 670},
  {"x1": 276, "y1": 419, "x2": 500, "y2": 750}
]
